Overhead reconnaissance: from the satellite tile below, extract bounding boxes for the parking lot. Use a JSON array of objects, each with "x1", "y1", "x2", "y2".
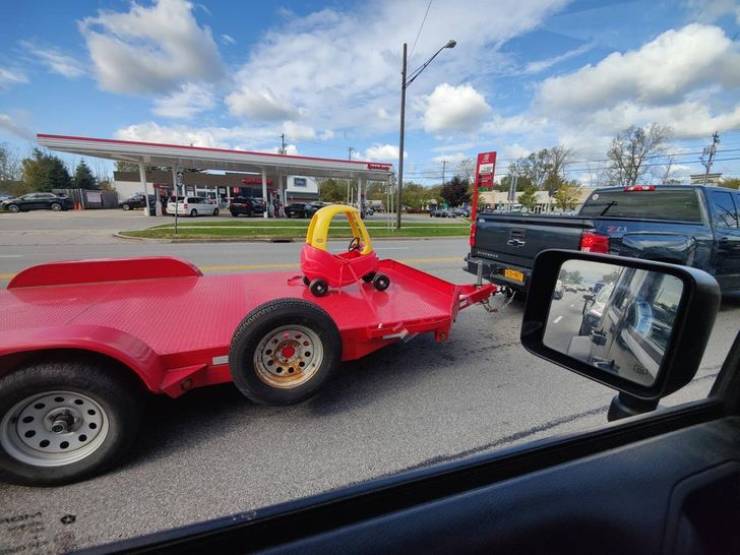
[{"x1": 1, "y1": 210, "x2": 738, "y2": 553}]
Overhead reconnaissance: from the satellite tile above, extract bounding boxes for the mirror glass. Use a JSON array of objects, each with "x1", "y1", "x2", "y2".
[{"x1": 543, "y1": 260, "x2": 684, "y2": 386}]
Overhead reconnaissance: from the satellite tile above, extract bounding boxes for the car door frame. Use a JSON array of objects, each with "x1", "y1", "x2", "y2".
[
  {"x1": 707, "y1": 188, "x2": 740, "y2": 291},
  {"x1": 87, "y1": 328, "x2": 740, "y2": 554}
]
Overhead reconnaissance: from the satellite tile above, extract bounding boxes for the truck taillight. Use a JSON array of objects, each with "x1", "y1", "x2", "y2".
[
  {"x1": 624, "y1": 185, "x2": 656, "y2": 191},
  {"x1": 580, "y1": 231, "x2": 609, "y2": 253}
]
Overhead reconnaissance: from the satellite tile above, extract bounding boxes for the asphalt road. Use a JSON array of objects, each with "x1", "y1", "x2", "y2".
[{"x1": 0, "y1": 211, "x2": 738, "y2": 553}]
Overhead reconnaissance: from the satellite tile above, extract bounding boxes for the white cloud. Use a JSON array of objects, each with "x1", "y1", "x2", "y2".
[
  {"x1": 221, "y1": 33, "x2": 236, "y2": 45},
  {"x1": 20, "y1": 41, "x2": 85, "y2": 78},
  {"x1": 79, "y1": 0, "x2": 224, "y2": 94},
  {"x1": 433, "y1": 142, "x2": 475, "y2": 153},
  {"x1": 522, "y1": 42, "x2": 592, "y2": 74},
  {"x1": 152, "y1": 82, "x2": 216, "y2": 118},
  {"x1": 423, "y1": 83, "x2": 491, "y2": 133},
  {"x1": 364, "y1": 144, "x2": 404, "y2": 162},
  {"x1": 432, "y1": 152, "x2": 468, "y2": 165},
  {"x1": 0, "y1": 67, "x2": 28, "y2": 89},
  {"x1": 502, "y1": 144, "x2": 531, "y2": 160},
  {"x1": 537, "y1": 24, "x2": 740, "y2": 113},
  {"x1": 225, "y1": 0, "x2": 566, "y2": 133},
  {"x1": 115, "y1": 121, "x2": 275, "y2": 149},
  {"x1": 0, "y1": 114, "x2": 34, "y2": 140},
  {"x1": 226, "y1": 88, "x2": 298, "y2": 121},
  {"x1": 281, "y1": 121, "x2": 316, "y2": 141},
  {"x1": 265, "y1": 144, "x2": 299, "y2": 155}
]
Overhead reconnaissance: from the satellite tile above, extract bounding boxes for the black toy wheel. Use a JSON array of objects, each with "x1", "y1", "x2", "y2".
[
  {"x1": 229, "y1": 299, "x2": 342, "y2": 405},
  {"x1": 309, "y1": 279, "x2": 328, "y2": 297},
  {"x1": 373, "y1": 273, "x2": 390, "y2": 291},
  {"x1": 362, "y1": 272, "x2": 376, "y2": 283},
  {"x1": 302, "y1": 276, "x2": 310, "y2": 286}
]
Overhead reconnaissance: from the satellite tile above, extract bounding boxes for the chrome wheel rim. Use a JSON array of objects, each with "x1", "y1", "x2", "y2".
[
  {"x1": 0, "y1": 391, "x2": 109, "y2": 467},
  {"x1": 253, "y1": 325, "x2": 323, "y2": 389},
  {"x1": 51, "y1": 203, "x2": 61, "y2": 211}
]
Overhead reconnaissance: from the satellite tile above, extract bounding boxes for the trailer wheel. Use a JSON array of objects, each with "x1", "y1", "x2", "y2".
[
  {"x1": 373, "y1": 273, "x2": 390, "y2": 291},
  {"x1": 309, "y1": 279, "x2": 328, "y2": 297},
  {"x1": 229, "y1": 299, "x2": 342, "y2": 405},
  {"x1": 0, "y1": 360, "x2": 143, "y2": 486},
  {"x1": 362, "y1": 272, "x2": 376, "y2": 283}
]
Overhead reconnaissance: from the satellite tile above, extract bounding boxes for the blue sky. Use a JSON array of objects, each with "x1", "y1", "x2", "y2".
[{"x1": 1, "y1": 0, "x2": 739, "y2": 184}]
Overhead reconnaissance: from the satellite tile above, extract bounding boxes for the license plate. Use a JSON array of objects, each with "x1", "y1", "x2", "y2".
[{"x1": 504, "y1": 268, "x2": 524, "y2": 283}]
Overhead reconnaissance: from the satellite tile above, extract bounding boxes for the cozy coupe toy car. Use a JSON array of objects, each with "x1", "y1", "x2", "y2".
[{"x1": 300, "y1": 205, "x2": 389, "y2": 296}]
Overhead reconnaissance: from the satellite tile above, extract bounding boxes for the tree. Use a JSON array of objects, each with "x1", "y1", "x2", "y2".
[
  {"x1": 440, "y1": 176, "x2": 470, "y2": 207},
  {"x1": 518, "y1": 184, "x2": 538, "y2": 212},
  {"x1": 74, "y1": 160, "x2": 98, "y2": 190},
  {"x1": 0, "y1": 143, "x2": 21, "y2": 183},
  {"x1": 22, "y1": 149, "x2": 72, "y2": 192},
  {"x1": 606, "y1": 124, "x2": 670, "y2": 186},
  {"x1": 720, "y1": 178, "x2": 740, "y2": 190},
  {"x1": 115, "y1": 160, "x2": 139, "y2": 172},
  {"x1": 318, "y1": 178, "x2": 348, "y2": 202},
  {"x1": 496, "y1": 174, "x2": 533, "y2": 192},
  {"x1": 456, "y1": 158, "x2": 475, "y2": 182},
  {"x1": 553, "y1": 181, "x2": 582, "y2": 211},
  {"x1": 507, "y1": 146, "x2": 572, "y2": 195}
]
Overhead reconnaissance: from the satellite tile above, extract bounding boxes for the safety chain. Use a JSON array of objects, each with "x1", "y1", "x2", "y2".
[{"x1": 480, "y1": 286, "x2": 517, "y2": 313}]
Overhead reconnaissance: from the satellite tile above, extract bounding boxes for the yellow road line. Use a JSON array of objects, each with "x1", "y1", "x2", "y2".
[{"x1": 0, "y1": 256, "x2": 463, "y2": 281}]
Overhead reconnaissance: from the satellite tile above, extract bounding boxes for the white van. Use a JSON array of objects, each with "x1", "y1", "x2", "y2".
[{"x1": 167, "y1": 196, "x2": 219, "y2": 217}]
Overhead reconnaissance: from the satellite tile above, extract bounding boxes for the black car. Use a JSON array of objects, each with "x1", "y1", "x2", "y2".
[
  {"x1": 285, "y1": 202, "x2": 307, "y2": 218},
  {"x1": 1, "y1": 192, "x2": 74, "y2": 212},
  {"x1": 229, "y1": 196, "x2": 264, "y2": 217},
  {"x1": 119, "y1": 194, "x2": 154, "y2": 211}
]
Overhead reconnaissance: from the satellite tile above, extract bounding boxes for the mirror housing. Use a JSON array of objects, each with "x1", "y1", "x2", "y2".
[{"x1": 521, "y1": 250, "x2": 721, "y2": 402}]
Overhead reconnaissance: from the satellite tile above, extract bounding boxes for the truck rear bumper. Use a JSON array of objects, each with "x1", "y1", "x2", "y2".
[{"x1": 464, "y1": 254, "x2": 530, "y2": 291}]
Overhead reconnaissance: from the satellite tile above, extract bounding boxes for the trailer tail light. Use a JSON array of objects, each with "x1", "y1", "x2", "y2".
[
  {"x1": 624, "y1": 185, "x2": 656, "y2": 191},
  {"x1": 580, "y1": 230, "x2": 609, "y2": 253}
]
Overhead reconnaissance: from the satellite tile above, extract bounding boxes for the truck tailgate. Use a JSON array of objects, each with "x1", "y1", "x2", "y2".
[{"x1": 472, "y1": 214, "x2": 593, "y2": 266}]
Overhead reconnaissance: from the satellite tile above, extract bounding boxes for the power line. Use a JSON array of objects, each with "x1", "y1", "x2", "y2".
[{"x1": 409, "y1": 0, "x2": 433, "y2": 60}]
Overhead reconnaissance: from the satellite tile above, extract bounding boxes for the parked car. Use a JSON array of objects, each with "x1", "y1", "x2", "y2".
[
  {"x1": 553, "y1": 279, "x2": 564, "y2": 300},
  {"x1": 229, "y1": 196, "x2": 264, "y2": 217},
  {"x1": 119, "y1": 194, "x2": 154, "y2": 211},
  {"x1": 453, "y1": 207, "x2": 471, "y2": 217},
  {"x1": 305, "y1": 201, "x2": 329, "y2": 218},
  {"x1": 0, "y1": 194, "x2": 12, "y2": 202},
  {"x1": 166, "y1": 196, "x2": 219, "y2": 217},
  {"x1": 466, "y1": 185, "x2": 740, "y2": 296},
  {"x1": 431, "y1": 207, "x2": 452, "y2": 218},
  {"x1": 1, "y1": 192, "x2": 74, "y2": 213},
  {"x1": 285, "y1": 202, "x2": 307, "y2": 218}
]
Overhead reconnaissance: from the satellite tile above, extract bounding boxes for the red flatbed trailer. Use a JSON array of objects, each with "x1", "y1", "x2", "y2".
[{"x1": 0, "y1": 255, "x2": 495, "y2": 485}]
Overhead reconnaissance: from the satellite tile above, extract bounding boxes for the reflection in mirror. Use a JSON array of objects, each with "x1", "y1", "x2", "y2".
[{"x1": 543, "y1": 260, "x2": 683, "y2": 387}]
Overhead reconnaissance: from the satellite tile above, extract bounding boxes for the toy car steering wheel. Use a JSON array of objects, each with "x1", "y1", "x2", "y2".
[{"x1": 348, "y1": 237, "x2": 362, "y2": 252}]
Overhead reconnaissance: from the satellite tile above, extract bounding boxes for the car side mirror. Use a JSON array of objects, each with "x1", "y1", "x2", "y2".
[{"x1": 520, "y1": 250, "x2": 721, "y2": 420}]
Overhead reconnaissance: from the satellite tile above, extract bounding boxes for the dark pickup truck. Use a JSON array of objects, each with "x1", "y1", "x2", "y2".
[{"x1": 465, "y1": 185, "x2": 740, "y2": 296}]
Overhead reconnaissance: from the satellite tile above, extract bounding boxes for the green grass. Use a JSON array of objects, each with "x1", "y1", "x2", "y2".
[{"x1": 121, "y1": 220, "x2": 471, "y2": 240}]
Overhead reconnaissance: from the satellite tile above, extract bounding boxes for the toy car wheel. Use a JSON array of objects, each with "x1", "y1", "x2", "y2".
[
  {"x1": 0, "y1": 359, "x2": 143, "y2": 486},
  {"x1": 373, "y1": 273, "x2": 390, "y2": 291},
  {"x1": 362, "y1": 272, "x2": 376, "y2": 283},
  {"x1": 229, "y1": 299, "x2": 342, "y2": 405},
  {"x1": 302, "y1": 276, "x2": 311, "y2": 286},
  {"x1": 309, "y1": 279, "x2": 328, "y2": 297}
]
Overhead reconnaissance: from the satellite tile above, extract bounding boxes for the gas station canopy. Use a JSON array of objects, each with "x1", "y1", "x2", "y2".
[{"x1": 37, "y1": 134, "x2": 393, "y2": 181}]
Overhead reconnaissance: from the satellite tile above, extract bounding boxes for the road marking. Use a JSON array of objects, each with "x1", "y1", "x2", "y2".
[
  {"x1": 0, "y1": 256, "x2": 463, "y2": 282},
  {"x1": 0, "y1": 255, "x2": 22, "y2": 258},
  {"x1": 553, "y1": 315, "x2": 563, "y2": 324}
]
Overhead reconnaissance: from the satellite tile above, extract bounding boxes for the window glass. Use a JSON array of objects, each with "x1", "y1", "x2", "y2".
[
  {"x1": 580, "y1": 190, "x2": 703, "y2": 222},
  {"x1": 710, "y1": 190, "x2": 738, "y2": 229}
]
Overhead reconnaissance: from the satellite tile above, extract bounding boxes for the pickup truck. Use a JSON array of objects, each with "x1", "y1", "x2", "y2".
[{"x1": 465, "y1": 185, "x2": 740, "y2": 296}]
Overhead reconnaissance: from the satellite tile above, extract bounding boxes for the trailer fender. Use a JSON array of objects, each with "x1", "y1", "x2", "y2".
[{"x1": 0, "y1": 324, "x2": 164, "y2": 393}]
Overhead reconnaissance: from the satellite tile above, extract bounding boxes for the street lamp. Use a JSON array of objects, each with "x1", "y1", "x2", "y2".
[{"x1": 396, "y1": 39, "x2": 456, "y2": 230}]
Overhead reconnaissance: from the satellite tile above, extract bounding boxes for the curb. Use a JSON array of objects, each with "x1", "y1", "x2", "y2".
[{"x1": 115, "y1": 233, "x2": 468, "y2": 244}]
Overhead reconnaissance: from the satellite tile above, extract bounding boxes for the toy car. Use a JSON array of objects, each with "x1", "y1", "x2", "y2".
[
  {"x1": 300, "y1": 205, "x2": 389, "y2": 296},
  {"x1": 0, "y1": 228, "x2": 497, "y2": 485}
]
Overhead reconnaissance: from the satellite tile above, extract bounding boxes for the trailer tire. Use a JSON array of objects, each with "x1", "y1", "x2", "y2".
[
  {"x1": 0, "y1": 360, "x2": 143, "y2": 486},
  {"x1": 309, "y1": 279, "x2": 328, "y2": 297},
  {"x1": 229, "y1": 299, "x2": 342, "y2": 405}
]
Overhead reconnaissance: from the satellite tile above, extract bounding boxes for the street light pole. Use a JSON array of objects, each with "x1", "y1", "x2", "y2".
[
  {"x1": 396, "y1": 42, "x2": 407, "y2": 230},
  {"x1": 395, "y1": 39, "x2": 456, "y2": 230}
]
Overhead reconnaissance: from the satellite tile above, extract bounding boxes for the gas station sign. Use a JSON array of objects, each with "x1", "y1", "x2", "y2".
[{"x1": 469, "y1": 151, "x2": 497, "y2": 245}]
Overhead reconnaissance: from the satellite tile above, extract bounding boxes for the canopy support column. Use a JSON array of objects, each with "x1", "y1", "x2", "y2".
[
  {"x1": 261, "y1": 167, "x2": 268, "y2": 219},
  {"x1": 138, "y1": 163, "x2": 151, "y2": 217}
]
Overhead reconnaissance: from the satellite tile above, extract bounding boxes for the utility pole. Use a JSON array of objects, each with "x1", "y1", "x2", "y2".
[
  {"x1": 348, "y1": 147, "x2": 354, "y2": 160},
  {"x1": 396, "y1": 42, "x2": 408, "y2": 230},
  {"x1": 701, "y1": 131, "x2": 720, "y2": 184},
  {"x1": 280, "y1": 133, "x2": 286, "y2": 155},
  {"x1": 441, "y1": 159, "x2": 447, "y2": 186}
]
